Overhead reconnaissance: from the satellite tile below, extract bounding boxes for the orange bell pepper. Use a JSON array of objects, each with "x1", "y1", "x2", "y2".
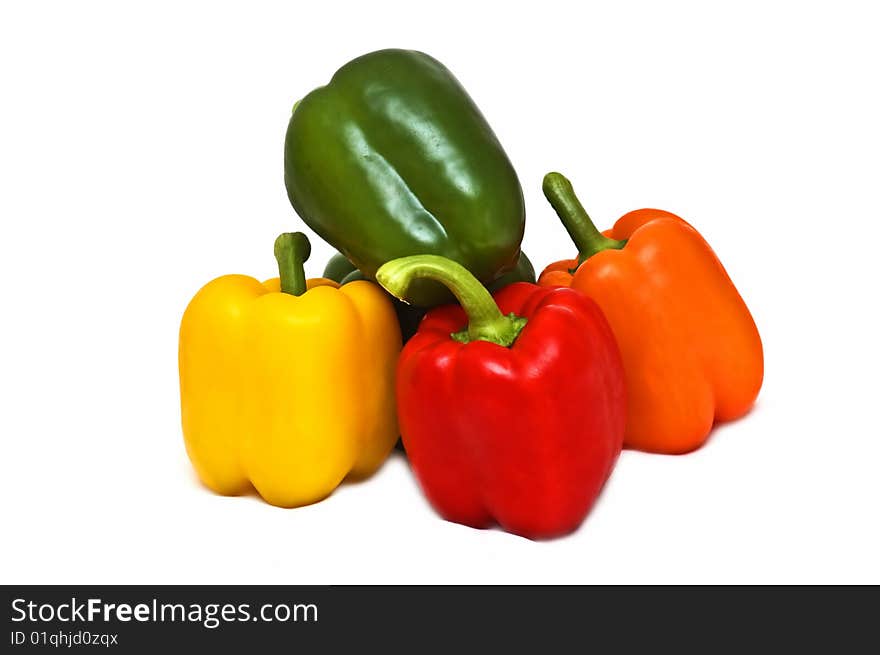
[{"x1": 538, "y1": 172, "x2": 763, "y2": 454}]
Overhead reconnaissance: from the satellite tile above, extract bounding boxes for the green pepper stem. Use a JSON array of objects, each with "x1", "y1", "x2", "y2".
[
  {"x1": 542, "y1": 172, "x2": 626, "y2": 265},
  {"x1": 274, "y1": 232, "x2": 311, "y2": 296},
  {"x1": 376, "y1": 255, "x2": 527, "y2": 347}
]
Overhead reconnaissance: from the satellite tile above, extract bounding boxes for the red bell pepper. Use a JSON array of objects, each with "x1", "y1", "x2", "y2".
[{"x1": 377, "y1": 255, "x2": 626, "y2": 539}]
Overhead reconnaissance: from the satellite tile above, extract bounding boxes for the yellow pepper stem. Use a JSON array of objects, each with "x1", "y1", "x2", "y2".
[{"x1": 274, "y1": 232, "x2": 311, "y2": 296}]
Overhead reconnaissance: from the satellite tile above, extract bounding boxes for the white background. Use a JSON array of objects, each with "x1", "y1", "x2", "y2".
[{"x1": 1, "y1": 1, "x2": 878, "y2": 584}]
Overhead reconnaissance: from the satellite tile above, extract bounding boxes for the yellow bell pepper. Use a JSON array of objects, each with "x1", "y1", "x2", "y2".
[{"x1": 178, "y1": 232, "x2": 401, "y2": 507}]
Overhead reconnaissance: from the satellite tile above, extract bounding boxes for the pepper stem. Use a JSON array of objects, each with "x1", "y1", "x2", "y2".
[
  {"x1": 376, "y1": 255, "x2": 527, "y2": 347},
  {"x1": 274, "y1": 232, "x2": 310, "y2": 296},
  {"x1": 543, "y1": 172, "x2": 626, "y2": 266}
]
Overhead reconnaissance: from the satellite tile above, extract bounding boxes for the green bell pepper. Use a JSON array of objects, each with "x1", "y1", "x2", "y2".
[
  {"x1": 284, "y1": 49, "x2": 526, "y2": 306},
  {"x1": 321, "y1": 252, "x2": 357, "y2": 283},
  {"x1": 487, "y1": 251, "x2": 536, "y2": 292}
]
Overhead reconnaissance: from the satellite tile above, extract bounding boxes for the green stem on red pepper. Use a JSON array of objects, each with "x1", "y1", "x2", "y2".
[
  {"x1": 274, "y1": 232, "x2": 311, "y2": 296},
  {"x1": 376, "y1": 255, "x2": 527, "y2": 347},
  {"x1": 542, "y1": 172, "x2": 626, "y2": 268}
]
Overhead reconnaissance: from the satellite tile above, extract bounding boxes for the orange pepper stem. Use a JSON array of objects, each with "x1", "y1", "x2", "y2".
[
  {"x1": 543, "y1": 172, "x2": 626, "y2": 266},
  {"x1": 274, "y1": 232, "x2": 311, "y2": 296}
]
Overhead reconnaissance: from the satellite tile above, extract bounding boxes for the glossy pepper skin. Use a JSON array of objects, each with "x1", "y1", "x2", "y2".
[
  {"x1": 539, "y1": 173, "x2": 763, "y2": 454},
  {"x1": 377, "y1": 256, "x2": 625, "y2": 539},
  {"x1": 179, "y1": 233, "x2": 401, "y2": 507},
  {"x1": 285, "y1": 49, "x2": 526, "y2": 307}
]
